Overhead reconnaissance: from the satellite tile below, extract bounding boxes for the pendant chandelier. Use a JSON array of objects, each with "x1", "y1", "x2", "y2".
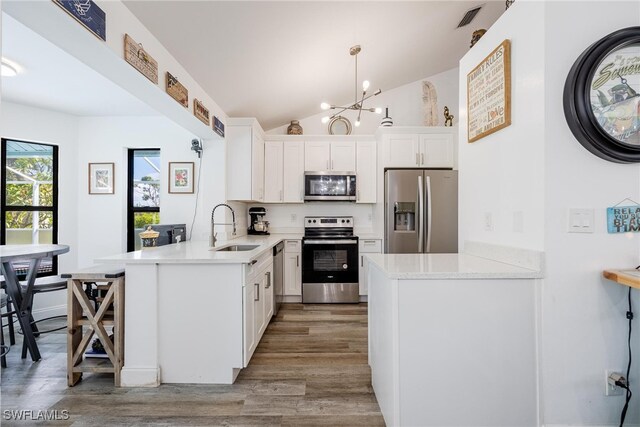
[{"x1": 321, "y1": 45, "x2": 383, "y2": 127}]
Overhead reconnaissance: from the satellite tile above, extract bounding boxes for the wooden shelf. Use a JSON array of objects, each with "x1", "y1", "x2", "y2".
[
  {"x1": 603, "y1": 269, "x2": 640, "y2": 290},
  {"x1": 73, "y1": 357, "x2": 114, "y2": 373}
]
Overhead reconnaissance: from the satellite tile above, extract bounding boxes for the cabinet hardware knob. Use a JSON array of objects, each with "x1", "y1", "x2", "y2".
[
  {"x1": 254, "y1": 283, "x2": 260, "y2": 301},
  {"x1": 421, "y1": 153, "x2": 425, "y2": 165},
  {"x1": 415, "y1": 153, "x2": 419, "y2": 165},
  {"x1": 296, "y1": 255, "x2": 299, "y2": 267}
]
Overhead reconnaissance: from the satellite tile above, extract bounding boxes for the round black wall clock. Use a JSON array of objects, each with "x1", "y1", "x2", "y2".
[{"x1": 563, "y1": 27, "x2": 640, "y2": 163}]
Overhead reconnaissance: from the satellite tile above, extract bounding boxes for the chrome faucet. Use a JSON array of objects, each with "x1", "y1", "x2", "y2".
[{"x1": 210, "y1": 203, "x2": 237, "y2": 247}]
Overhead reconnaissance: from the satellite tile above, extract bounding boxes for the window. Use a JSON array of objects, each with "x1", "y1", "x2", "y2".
[
  {"x1": 1, "y1": 138, "x2": 58, "y2": 276},
  {"x1": 127, "y1": 149, "x2": 161, "y2": 251}
]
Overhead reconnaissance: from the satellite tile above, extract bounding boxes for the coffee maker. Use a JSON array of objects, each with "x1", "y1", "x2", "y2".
[{"x1": 248, "y1": 207, "x2": 270, "y2": 235}]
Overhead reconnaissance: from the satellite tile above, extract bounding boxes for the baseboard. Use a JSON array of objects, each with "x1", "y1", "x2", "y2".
[
  {"x1": 32, "y1": 304, "x2": 66, "y2": 321},
  {"x1": 120, "y1": 367, "x2": 161, "y2": 387}
]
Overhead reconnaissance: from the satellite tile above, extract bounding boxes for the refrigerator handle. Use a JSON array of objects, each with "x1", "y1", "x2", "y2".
[
  {"x1": 418, "y1": 175, "x2": 424, "y2": 253},
  {"x1": 426, "y1": 176, "x2": 432, "y2": 253}
]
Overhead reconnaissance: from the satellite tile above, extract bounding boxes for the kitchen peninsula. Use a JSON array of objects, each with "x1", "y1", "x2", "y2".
[
  {"x1": 97, "y1": 235, "x2": 300, "y2": 387},
  {"x1": 365, "y1": 242, "x2": 544, "y2": 427}
]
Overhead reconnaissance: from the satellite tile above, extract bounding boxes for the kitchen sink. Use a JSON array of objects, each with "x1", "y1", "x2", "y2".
[{"x1": 212, "y1": 244, "x2": 259, "y2": 252}]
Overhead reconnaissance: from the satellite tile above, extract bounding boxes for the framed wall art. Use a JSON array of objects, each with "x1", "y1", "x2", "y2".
[
  {"x1": 53, "y1": 0, "x2": 106, "y2": 41},
  {"x1": 124, "y1": 34, "x2": 158, "y2": 84},
  {"x1": 564, "y1": 27, "x2": 640, "y2": 163},
  {"x1": 193, "y1": 99, "x2": 210, "y2": 126},
  {"x1": 166, "y1": 72, "x2": 188, "y2": 108},
  {"x1": 467, "y1": 39, "x2": 511, "y2": 143},
  {"x1": 168, "y1": 162, "x2": 194, "y2": 194},
  {"x1": 88, "y1": 163, "x2": 114, "y2": 194}
]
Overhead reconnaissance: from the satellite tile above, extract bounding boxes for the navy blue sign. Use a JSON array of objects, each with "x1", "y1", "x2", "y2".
[
  {"x1": 54, "y1": 0, "x2": 106, "y2": 42},
  {"x1": 214, "y1": 116, "x2": 225, "y2": 138}
]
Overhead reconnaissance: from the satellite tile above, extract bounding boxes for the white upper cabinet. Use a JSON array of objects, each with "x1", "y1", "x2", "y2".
[
  {"x1": 330, "y1": 141, "x2": 356, "y2": 172},
  {"x1": 382, "y1": 134, "x2": 420, "y2": 167},
  {"x1": 356, "y1": 140, "x2": 376, "y2": 203},
  {"x1": 304, "y1": 140, "x2": 356, "y2": 172},
  {"x1": 227, "y1": 119, "x2": 265, "y2": 202},
  {"x1": 420, "y1": 133, "x2": 454, "y2": 167},
  {"x1": 380, "y1": 128, "x2": 454, "y2": 168},
  {"x1": 304, "y1": 141, "x2": 331, "y2": 171},
  {"x1": 264, "y1": 141, "x2": 284, "y2": 203},
  {"x1": 283, "y1": 141, "x2": 305, "y2": 203}
]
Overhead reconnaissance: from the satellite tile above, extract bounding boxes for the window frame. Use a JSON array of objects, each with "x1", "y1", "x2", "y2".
[
  {"x1": 127, "y1": 148, "x2": 161, "y2": 252},
  {"x1": 1, "y1": 138, "x2": 59, "y2": 277}
]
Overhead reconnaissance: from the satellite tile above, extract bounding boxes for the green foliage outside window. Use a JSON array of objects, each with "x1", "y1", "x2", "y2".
[
  {"x1": 134, "y1": 212, "x2": 161, "y2": 229},
  {"x1": 5, "y1": 156, "x2": 54, "y2": 229}
]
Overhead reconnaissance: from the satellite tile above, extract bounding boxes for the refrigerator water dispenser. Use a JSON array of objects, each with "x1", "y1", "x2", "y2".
[{"x1": 394, "y1": 202, "x2": 415, "y2": 231}]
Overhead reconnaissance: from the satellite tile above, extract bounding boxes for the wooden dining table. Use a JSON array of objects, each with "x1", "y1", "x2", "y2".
[{"x1": 0, "y1": 244, "x2": 70, "y2": 361}]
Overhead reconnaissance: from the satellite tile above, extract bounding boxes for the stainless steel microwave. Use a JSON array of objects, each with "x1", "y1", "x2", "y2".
[{"x1": 304, "y1": 172, "x2": 356, "y2": 201}]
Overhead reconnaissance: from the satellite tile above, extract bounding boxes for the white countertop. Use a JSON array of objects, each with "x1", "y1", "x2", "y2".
[
  {"x1": 97, "y1": 234, "x2": 302, "y2": 265},
  {"x1": 365, "y1": 253, "x2": 543, "y2": 279}
]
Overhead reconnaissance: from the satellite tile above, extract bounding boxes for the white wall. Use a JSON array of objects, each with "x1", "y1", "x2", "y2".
[
  {"x1": 267, "y1": 67, "x2": 459, "y2": 136},
  {"x1": 458, "y1": 1, "x2": 546, "y2": 252},
  {"x1": 0, "y1": 102, "x2": 79, "y2": 317},
  {"x1": 2, "y1": 0, "x2": 226, "y2": 140},
  {"x1": 458, "y1": 1, "x2": 640, "y2": 425},
  {"x1": 75, "y1": 116, "x2": 225, "y2": 267},
  {"x1": 249, "y1": 203, "x2": 375, "y2": 235},
  {"x1": 542, "y1": 1, "x2": 640, "y2": 425}
]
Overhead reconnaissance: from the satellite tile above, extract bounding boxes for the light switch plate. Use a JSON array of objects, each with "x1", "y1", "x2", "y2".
[{"x1": 568, "y1": 208, "x2": 594, "y2": 233}]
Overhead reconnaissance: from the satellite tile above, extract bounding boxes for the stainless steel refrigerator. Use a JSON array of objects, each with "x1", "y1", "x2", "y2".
[{"x1": 384, "y1": 169, "x2": 458, "y2": 253}]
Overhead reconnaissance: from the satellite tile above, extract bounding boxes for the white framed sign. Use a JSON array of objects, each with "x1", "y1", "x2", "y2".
[{"x1": 467, "y1": 39, "x2": 512, "y2": 143}]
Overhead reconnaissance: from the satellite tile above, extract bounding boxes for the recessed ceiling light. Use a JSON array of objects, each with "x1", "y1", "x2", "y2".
[{"x1": 1, "y1": 58, "x2": 20, "y2": 77}]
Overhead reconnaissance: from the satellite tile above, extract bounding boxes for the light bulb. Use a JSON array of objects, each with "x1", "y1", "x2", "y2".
[
  {"x1": 375, "y1": 107, "x2": 383, "y2": 114},
  {"x1": 321, "y1": 116, "x2": 330, "y2": 124},
  {"x1": 355, "y1": 120, "x2": 361, "y2": 127},
  {"x1": 362, "y1": 80, "x2": 370, "y2": 91},
  {"x1": 320, "y1": 102, "x2": 331, "y2": 110}
]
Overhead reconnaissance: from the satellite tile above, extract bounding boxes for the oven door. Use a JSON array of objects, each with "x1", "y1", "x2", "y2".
[
  {"x1": 304, "y1": 173, "x2": 356, "y2": 201},
  {"x1": 302, "y1": 239, "x2": 359, "y2": 284}
]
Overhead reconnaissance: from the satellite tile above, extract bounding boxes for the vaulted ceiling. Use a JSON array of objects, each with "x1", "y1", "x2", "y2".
[{"x1": 124, "y1": 1, "x2": 506, "y2": 130}]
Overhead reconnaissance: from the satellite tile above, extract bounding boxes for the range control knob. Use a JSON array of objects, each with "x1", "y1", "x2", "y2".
[
  {"x1": 313, "y1": 219, "x2": 317, "y2": 223},
  {"x1": 346, "y1": 219, "x2": 351, "y2": 223},
  {"x1": 341, "y1": 219, "x2": 345, "y2": 223}
]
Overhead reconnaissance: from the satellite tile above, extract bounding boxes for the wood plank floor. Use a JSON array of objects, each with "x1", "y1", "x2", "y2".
[{"x1": 0, "y1": 303, "x2": 385, "y2": 426}]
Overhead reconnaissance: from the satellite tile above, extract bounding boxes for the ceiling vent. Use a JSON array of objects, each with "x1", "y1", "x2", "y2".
[{"x1": 457, "y1": 6, "x2": 482, "y2": 28}]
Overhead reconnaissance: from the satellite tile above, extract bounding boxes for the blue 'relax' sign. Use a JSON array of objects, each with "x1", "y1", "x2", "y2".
[
  {"x1": 606, "y1": 205, "x2": 640, "y2": 233},
  {"x1": 54, "y1": 0, "x2": 106, "y2": 42}
]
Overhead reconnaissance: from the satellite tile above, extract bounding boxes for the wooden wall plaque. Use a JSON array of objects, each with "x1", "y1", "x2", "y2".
[
  {"x1": 166, "y1": 72, "x2": 188, "y2": 108},
  {"x1": 467, "y1": 39, "x2": 511, "y2": 142},
  {"x1": 193, "y1": 99, "x2": 210, "y2": 125},
  {"x1": 124, "y1": 34, "x2": 158, "y2": 84}
]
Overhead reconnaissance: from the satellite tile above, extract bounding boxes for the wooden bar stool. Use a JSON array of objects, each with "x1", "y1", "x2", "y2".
[{"x1": 62, "y1": 266, "x2": 125, "y2": 386}]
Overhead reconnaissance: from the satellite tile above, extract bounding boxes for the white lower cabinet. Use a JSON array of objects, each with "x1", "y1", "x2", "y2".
[
  {"x1": 284, "y1": 240, "x2": 301, "y2": 296},
  {"x1": 359, "y1": 239, "x2": 382, "y2": 296},
  {"x1": 243, "y1": 282, "x2": 257, "y2": 365},
  {"x1": 243, "y1": 255, "x2": 274, "y2": 366}
]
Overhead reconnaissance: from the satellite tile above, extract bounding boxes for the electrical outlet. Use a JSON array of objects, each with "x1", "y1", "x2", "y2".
[
  {"x1": 484, "y1": 212, "x2": 494, "y2": 231},
  {"x1": 605, "y1": 370, "x2": 625, "y2": 396},
  {"x1": 290, "y1": 213, "x2": 297, "y2": 223}
]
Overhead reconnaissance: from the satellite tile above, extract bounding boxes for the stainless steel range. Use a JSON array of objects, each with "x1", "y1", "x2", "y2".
[{"x1": 302, "y1": 216, "x2": 359, "y2": 303}]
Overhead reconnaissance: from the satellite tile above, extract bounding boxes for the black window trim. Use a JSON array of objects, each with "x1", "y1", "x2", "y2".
[
  {"x1": 1, "y1": 137, "x2": 59, "y2": 277},
  {"x1": 127, "y1": 148, "x2": 160, "y2": 252}
]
